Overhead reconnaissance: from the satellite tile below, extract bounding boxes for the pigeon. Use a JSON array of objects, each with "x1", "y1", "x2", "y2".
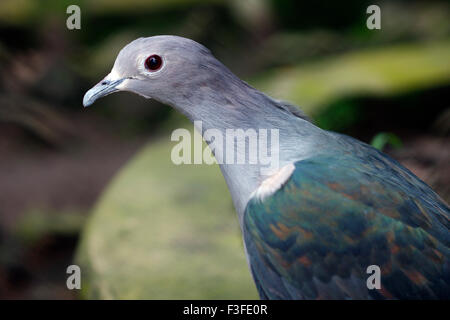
[{"x1": 84, "y1": 35, "x2": 449, "y2": 299}]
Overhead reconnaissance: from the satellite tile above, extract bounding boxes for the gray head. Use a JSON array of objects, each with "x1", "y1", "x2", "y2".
[
  {"x1": 83, "y1": 36, "x2": 248, "y2": 116},
  {"x1": 83, "y1": 35, "x2": 310, "y2": 137}
]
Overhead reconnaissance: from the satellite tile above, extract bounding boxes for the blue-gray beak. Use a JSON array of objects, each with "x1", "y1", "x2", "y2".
[{"x1": 83, "y1": 78, "x2": 126, "y2": 107}]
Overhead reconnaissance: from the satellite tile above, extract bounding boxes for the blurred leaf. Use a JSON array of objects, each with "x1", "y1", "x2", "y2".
[
  {"x1": 15, "y1": 209, "x2": 86, "y2": 244},
  {"x1": 0, "y1": 0, "x2": 38, "y2": 24},
  {"x1": 0, "y1": 94, "x2": 78, "y2": 148},
  {"x1": 314, "y1": 99, "x2": 361, "y2": 131},
  {"x1": 253, "y1": 40, "x2": 450, "y2": 116},
  {"x1": 86, "y1": 0, "x2": 223, "y2": 14},
  {"x1": 370, "y1": 132, "x2": 402, "y2": 151}
]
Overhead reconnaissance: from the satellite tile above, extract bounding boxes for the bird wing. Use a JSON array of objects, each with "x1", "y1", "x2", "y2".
[{"x1": 243, "y1": 153, "x2": 450, "y2": 299}]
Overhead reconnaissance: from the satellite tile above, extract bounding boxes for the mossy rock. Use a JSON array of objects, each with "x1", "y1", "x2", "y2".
[{"x1": 76, "y1": 125, "x2": 258, "y2": 299}]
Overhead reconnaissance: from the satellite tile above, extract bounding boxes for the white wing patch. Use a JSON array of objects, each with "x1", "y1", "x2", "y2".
[{"x1": 253, "y1": 163, "x2": 295, "y2": 201}]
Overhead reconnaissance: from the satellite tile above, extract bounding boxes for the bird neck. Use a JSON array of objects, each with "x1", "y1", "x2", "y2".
[{"x1": 170, "y1": 77, "x2": 323, "y2": 229}]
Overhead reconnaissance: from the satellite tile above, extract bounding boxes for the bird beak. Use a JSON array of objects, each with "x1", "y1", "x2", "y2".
[{"x1": 83, "y1": 75, "x2": 126, "y2": 107}]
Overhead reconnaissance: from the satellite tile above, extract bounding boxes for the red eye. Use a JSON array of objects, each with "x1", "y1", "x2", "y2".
[{"x1": 145, "y1": 55, "x2": 162, "y2": 71}]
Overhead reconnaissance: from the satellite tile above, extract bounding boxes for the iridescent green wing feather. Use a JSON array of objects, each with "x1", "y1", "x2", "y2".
[{"x1": 244, "y1": 153, "x2": 449, "y2": 299}]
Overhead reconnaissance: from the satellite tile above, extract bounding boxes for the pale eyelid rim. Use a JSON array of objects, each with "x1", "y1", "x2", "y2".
[{"x1": 137, "y1": 54, "x2": 166, "y2": 76}]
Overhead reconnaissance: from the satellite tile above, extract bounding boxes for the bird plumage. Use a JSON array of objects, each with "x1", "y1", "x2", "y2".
[
  {"x1": 83, "y1": 35, "x2": 450, "y2": 299},
  {"x1": 245, "y1": 150, "x2": 449, "y2": 299}
]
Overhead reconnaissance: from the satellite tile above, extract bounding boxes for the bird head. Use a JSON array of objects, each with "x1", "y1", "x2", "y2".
[{"x1": 83, "y1": 35, "x2": 219, "y2": 108}]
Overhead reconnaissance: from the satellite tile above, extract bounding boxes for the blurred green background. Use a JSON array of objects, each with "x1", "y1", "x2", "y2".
[{"x1": 0, "y1": 0, "x2": 449, "y2": 299}]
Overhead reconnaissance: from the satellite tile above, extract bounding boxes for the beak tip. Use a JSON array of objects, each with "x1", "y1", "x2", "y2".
[
  {"x1": 82, "y1": 76, "x2": 125, "y2": 108},
  {"x1": 82, "y1": 90, "x2": 96, "y2": 108},
  {"x1": 82, "y1": 99, "x2": 91, "y2": 108},
  {"x1": 82, "y1": 99, "x2": 92, "y2": 108}
]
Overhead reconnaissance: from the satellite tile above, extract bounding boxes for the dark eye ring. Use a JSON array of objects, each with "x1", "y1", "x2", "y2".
[{"x1": 145, "y1": 55, "x2": 163, "y2": 71}]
